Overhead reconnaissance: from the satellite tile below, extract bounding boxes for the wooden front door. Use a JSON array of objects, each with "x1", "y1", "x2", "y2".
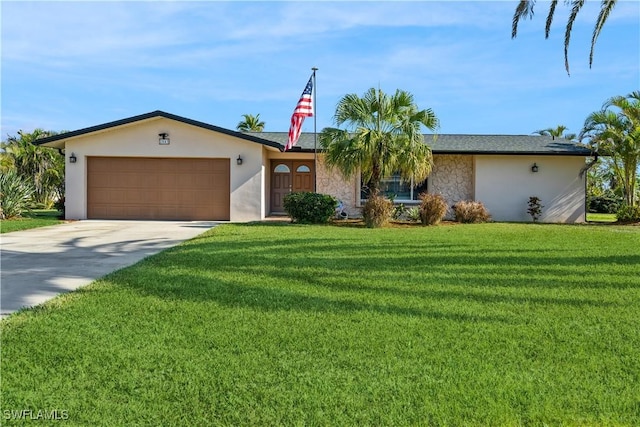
[{"x1": 270, "y1": 160, "x2": 314, "y2": 213}]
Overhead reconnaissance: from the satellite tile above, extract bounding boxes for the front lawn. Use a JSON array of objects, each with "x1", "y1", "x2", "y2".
[
  {"x1": 2, "y1": 223, "x2": 639, "y2": 425},
  {"x1": 0, "y1": 210, "x2": 64, "y2": 233}
]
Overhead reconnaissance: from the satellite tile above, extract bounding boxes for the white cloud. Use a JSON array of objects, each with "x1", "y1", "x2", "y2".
[{"x1": 1, "y1": 1, "x2": 637, "y2": 136}]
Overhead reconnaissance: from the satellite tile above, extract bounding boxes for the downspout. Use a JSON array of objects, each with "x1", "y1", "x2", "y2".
[{"x1": 579, "y1": 153, "x2": 599, "y2": 221}]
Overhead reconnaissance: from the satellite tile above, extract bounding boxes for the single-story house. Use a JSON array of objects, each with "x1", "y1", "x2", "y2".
[{"x1": 36, "y1": 110, "x2": 594, "y2": 223}]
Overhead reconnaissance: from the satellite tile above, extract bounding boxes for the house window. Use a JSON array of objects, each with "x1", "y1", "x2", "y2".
[
  {"x1": 360, "y1": 173, "x2": 428, "y2": 202},
  {"x1": 296, "y1": 165, "x2": 311, "y2": 173},
  {"x1": 274, "y1": 164, "x2": 290, "y2": 173}
]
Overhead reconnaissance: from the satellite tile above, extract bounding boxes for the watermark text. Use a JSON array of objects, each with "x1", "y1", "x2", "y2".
[{"x1": 3, "y1": 409, "x2": 69, "y2": 421}]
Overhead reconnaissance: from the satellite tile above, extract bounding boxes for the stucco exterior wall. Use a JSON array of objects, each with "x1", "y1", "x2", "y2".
[
  {"x1": 474, "y1": 155, "x2": 586, "y2": 223},
  {"x1": 429, "y1": 155, "x2": 474, "y2": 218},
  {"x1": 63, "y1": 117, "x2": 266, "y2": 221}
]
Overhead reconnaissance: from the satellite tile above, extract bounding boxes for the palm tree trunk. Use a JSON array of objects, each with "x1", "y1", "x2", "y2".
[{"x1": 370, "y1": 162, "x2": 381, "y2": 196}]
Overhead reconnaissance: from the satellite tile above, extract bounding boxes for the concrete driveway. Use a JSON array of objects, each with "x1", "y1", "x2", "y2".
[{"x1": 1, "y1": 220, "x2": 217, "y2": 319}]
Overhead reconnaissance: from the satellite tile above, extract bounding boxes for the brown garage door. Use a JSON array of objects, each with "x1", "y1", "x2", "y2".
[{"x1": 87, "y1": 157, "x2": 230, "y2": 220}]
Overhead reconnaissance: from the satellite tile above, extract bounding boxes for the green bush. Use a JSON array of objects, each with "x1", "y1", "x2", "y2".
[
  {"x1": 283, "y1": 192, "x2": 337, "y2": 224},
  {"x1": 527, "y1": 196, "x2": 544, "y2": 222},
  {"x1": 615, "y1": 204, "x2": 640, "y2": 222},
  {"x1": 418, "y1": 193, "x2": 448, "y2": 225},
  {"x1": 454, "y1": 200, "x2": 491, "y2": 223},
  {"x1": 392, "y1": 203, "x2": 406, "y2": 220},
  {"x1": 588, "y1": 194, "x2": 622, "y2": 214},
  {"x1": 406, "y1": 207, "x2": 421, "y2": 222},
  {"x1": 362, "y1": 194, "x2": 394, "y2": 228},
  {"x1": 54, "y1": 196, "x2": 65, "y2": 219},
  {"x1": 0, "y1": 170, "x2": 35, "y2": 219}
]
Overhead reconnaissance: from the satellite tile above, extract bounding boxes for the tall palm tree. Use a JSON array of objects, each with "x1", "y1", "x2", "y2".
[
  {"x1": 512, "y1": 0, "x2": 617, "y2": 75},
  {"x1": 581, "y1": 91, "x2": 640, "y2": 207},
  {"x1": 533, "y1": 125, "x2": 576, "y2": 140},
  {"x1": 236, "y1": 114, "x2": 265, "y2": 132},
  {"x1": 319, "y1": 87, "x2": 439, "y2": 198}
]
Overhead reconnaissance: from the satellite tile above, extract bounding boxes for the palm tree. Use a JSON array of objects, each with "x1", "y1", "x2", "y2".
[
  {"x1": 319, "y1": 87, "x2": 439, "y2": 200},
  {"x1": 236, "y1": 114, "x2": 265, "y2": 132},
  {"x1": 533, "y1": 125, "x2": 576, "y2": 140},
  {"x1": 580, "y1": 91, "x2": 640, "y2": 207},
  {"x1": 512, "y1": 0, "x2": 617, "y2": 75},
  {"x1": 0, "y1": 129, "x2": 64, "y2": 208}
]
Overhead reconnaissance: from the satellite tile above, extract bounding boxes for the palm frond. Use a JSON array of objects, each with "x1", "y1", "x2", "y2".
[
  {"x1": 512, "y1": 0, "x2": 536, "y2": 39},
  {"x1": 564, "y1": 0, "x2": 585, "y2": 76},
  {"x1": 590, "y1": 0, "x2": 617, "y2": 69},
  {"x1": 545, "y1": 0, "x2": 559, "y2": 38}
]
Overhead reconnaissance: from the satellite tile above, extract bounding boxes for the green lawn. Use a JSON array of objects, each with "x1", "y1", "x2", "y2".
[
  {"x1": 0, "y1": 210, "x2": 64, "y2": 233},
  {"x1": 2, "y1": 223, "x2": 639, "y2": 426},
  {"x1": 587, "y1": 212, "x2": 618, "y2": 223}
]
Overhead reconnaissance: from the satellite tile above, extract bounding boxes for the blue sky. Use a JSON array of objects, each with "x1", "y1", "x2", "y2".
[{"x1": 2, "y1": 1, "x2": 638, "y2": 139}]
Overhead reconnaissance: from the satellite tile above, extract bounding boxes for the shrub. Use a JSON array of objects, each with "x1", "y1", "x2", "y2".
[
  {"x1": 616, "y1": 204, "x2": 640, "y2": 223},
  {"x1": 406, "y1": 207, "x2": 421, "y2": 222},
  {"x1": 587, "y1": 194, "x2": 621, "y2": 214},
  {"x1": 0, "y1": 170, "x2": 35, "y2": 219},
  {"x1": 392, "y1": 203, "x2": 406, "y2": 220},
  {"x1": 454, "y1": 200, "x2": 491, "y2": 223},
  {"x1": 362, "y1": 194, "x2": 394, "y2": 228},
  {"x1": 527, "y1": 196, "x2": 544, "y2": 222},
  {"x1": 418, "y1": 193, "x2": 448, "y2": 225},
  {"x1": 54, "y1": 196, "x2": 65, "y2": 219},
  {"x1": 283, "y1": 192, "x2": 337, "y2": 224}
]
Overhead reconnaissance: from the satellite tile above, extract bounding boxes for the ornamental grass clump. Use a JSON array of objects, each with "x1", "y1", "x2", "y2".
[
  {"x1": 418, "y1": 192, "x2": 448, "y2": 225},
  {"x1": 0, "y1": 170, "x2": 34, "y2": 219},
  {"x1": 453, "y1": 200, "x2": 491, "y2": 223},
  {"x1": 283, "y1": 192, "x2": 337, "y2": 224},
  {"x1": 362, "y1": 194, "x2": 394, "y2": 228}
]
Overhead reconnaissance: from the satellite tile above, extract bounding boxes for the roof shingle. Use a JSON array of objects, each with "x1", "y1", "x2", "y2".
[
  {"x1": 33, "y1": 110, "x2": 592, "y2": 156},
  {"x1": 254, "y1": 132, "x2": 592, "y2": 156}
]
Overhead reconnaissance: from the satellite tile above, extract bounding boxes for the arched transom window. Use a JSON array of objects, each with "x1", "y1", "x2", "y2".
[{"x1": 273, "y1": 164, "x2": 290, "y2": 173}]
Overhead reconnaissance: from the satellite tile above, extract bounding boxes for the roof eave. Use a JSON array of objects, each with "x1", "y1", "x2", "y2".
[
  {"x1": 431, "y1": 150, "x2": 592, "y2": 156},
  {"x1": 34, "y1": 110, "x2": 285, "y2": 151}
]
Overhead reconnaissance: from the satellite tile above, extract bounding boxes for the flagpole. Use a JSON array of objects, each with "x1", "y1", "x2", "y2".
[{"x1": 312, "y1": 67, "x2": 318, "y2": 192}]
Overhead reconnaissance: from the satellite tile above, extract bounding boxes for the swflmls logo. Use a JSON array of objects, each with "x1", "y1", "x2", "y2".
[{"x1": 3, "y1": 409, "x2": 69, "y2": 420}]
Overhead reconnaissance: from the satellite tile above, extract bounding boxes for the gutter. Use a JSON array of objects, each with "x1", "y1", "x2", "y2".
[{"x1": 579, "y1": 153, "x2": 599, "y2": 178}]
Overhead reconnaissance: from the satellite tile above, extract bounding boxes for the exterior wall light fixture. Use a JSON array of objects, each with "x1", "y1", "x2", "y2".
[
  {"x1": 158, "y1": 133, "x2": 170, "y2": 145},
  {"x1": 69, "y1": 153, "x2": 77, "y2": 163},
  {"x1": 237, "y1": 155, "x2": 243, "y2": 165},
  {"x1": 531, "y1": 163, "x2": 539, "y2": 173}
]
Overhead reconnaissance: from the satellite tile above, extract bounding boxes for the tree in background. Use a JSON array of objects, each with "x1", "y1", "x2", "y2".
[
  {"x1": 586, "y1": 157, "x2": 623, "y2": 214},
  {"x1": 533, "y1": 125, "x2": 576, "y2": 140},
  {"x1": 319, "y1": 88, "x2": 438, "y2": 227},
  {"x1": 512, "y1": 0, "x2": 617, "y2": 75},
  {"x1": 236, "y1": 114, "x2": 265, "y2": 132},
  {"x1": 1, "y1": 129, "x2": 64, "y2": 210},
  {"x1": 581, "y1": 91, "x2": 640, "y2": 208}
]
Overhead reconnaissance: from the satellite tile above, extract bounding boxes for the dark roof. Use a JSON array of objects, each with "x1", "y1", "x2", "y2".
[
  {"x1": 254, "y1": 132, "x2": 593, "y2": 156},
  {"x1": 34, "y1": 110, "x2": 284, "y2": 150},
  {"x1": 34, "y1": 110, "x2": 592, "y2": 156}
]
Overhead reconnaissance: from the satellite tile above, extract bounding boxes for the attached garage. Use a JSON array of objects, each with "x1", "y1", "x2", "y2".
[{"x1": 87, "y1": 157, "x2": 230, "y2": 220}]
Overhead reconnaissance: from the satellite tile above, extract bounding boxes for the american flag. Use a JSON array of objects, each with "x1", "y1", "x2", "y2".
[{"x1": 286, "y1": 76, "x2": 314, "y2": 151}]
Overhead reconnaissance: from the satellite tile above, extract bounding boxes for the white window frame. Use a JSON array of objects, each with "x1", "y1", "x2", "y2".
[{"x1": 358, "y1": 172, "x2": 428, "y2": 206}]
